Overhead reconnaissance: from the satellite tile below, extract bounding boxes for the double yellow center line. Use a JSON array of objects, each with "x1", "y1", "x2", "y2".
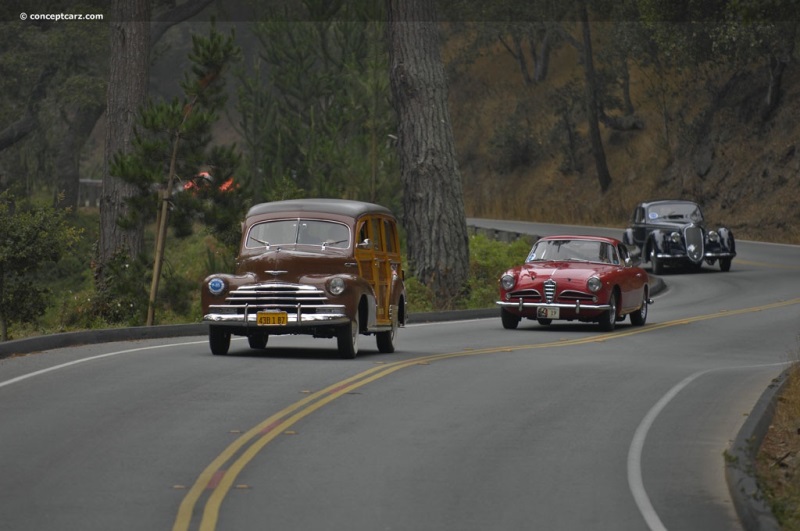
[{"x1": 173, "y1": 296, "x2": 800, "y2": 531}]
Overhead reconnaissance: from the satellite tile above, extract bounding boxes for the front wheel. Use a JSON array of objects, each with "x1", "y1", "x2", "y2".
[
  {"x1": 537, "y1": 318, "x2": 552, "y2": 326},
  {"x1": 629, "y1": 289, "x2": 649, "y2": 326},
  {"x1": 501, "y1": 308, "x2": 520, "y2": 329},
  {"x1": 248, "y1": 333, "x2": 268, "y2": 350},
  {"x1": 719, "y1": 258, "x2": 732, "y2": 272},
  {"x1": 376, "y1": 315, "x2": 397, "y2": 354},
  {"x1": 209, "y1": 327, "x2": 231, "y2": 355},
  {"x1": 598, "y1": 292, "x2": 618, "y2": 332},
  {"x1": 337, "y1": 313, "x2": 360, "y2": 359},
  {"x1": 650, "y1": 247, "x2": 663, "y2": 275}
]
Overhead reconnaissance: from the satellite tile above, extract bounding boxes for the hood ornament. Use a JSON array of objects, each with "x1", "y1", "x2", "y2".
[{"x1": 265, "y1": 270, "x2": 288, "y2": 277}]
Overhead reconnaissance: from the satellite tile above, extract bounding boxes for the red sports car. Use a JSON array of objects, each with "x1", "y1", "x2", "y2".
[{"x1": 497, "y1": 235, "x2": 651, "y2": 331}]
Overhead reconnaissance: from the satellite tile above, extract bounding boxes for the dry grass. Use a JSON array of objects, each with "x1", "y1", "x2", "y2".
[
  {"x1": 757, "y1": 361, "x2": 800, "y2": 529},
  {"x1": 446, "y1": 27, "x2": 800, "y2": 245}
]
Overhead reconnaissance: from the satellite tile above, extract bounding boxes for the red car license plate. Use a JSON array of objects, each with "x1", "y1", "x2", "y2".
[
  {"x1": 537, "y1": 307, "x2": 559, "y2": 319},
  {"x1": 256, "y1": 311, "x2": 288, "y2": 326}
]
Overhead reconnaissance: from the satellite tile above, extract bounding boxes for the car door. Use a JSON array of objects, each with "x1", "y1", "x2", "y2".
[
  {"x1": 616, "y1": 243, "x2": 646, "y2": 311},
  {"x1": 631, "y1": 206, "x2": 649, "y2": 249},
  {"x1": 354, "y1": 216, "x2": 389, "y2": 322},
  {"x1": 354, "y1": 218, "x2": 375, "y2": 286}
]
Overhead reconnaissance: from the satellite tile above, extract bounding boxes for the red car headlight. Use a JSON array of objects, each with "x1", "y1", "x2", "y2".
[
  {"x1": 587, "y1": 276, "x2": 602, "y2": 293},
  {"x1": 500, "y1": 274, "x2": 516, "y2": 291}
]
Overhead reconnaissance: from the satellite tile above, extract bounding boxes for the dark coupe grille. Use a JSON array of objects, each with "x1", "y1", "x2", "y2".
[
  {"x1": 684, "y1": 226, "x2": 704, "y2": 262},
  {"x1": 544, "y1": 280, "x2": 556, "y2": 303},
  {"x1": 221, "y1": 283, "x2": 329, "y2": 313}
]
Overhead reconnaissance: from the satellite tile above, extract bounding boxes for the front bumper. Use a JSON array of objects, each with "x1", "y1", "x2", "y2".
[
  {"x1": 496, "y1": 300, "x2": 612, "y2": 314},
  {"x1": 203, "y1": 306, "x2": 350, "y2": 329},
  {"x1": 654, "y1": 251, "x2": 736, "y2": 260}
]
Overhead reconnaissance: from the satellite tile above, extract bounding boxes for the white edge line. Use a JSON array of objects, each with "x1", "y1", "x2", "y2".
[
  {"x1": 627, "y1": 361, "x2": 788, "y2": 531},
  {"x1": 0, "y1": 340, "x2": 208, "y2": 391}
]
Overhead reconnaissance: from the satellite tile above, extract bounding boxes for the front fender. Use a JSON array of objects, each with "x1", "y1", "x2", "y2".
[
  {"x1": 622, "y1": 228, "x2": 635, "y2": 247},
  {"x1": 201, "y1": 272, "x2": 257, "y2": 312},
  {"x1": 649, "y1": 230, "x2": 668, "y2": 254},
  {"x1": 717, "y1": 227, "x2": 735, "y2": 254}
]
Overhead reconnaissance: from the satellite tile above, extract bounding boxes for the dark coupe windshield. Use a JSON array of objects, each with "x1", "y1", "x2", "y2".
[{"x1": 647, "y1": 202, "x2": 702, "y2": 222}]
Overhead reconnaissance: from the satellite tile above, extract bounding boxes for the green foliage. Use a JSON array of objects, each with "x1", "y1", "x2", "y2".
[
  {"x1": 0, "y1": 1, "x2": 107, "y2": 192},
  {"x1": 106, "y1": 22, "x2": 243, "y2": 324},
  {"x1": 87, "y1": 252, "x2": 150, "y2": 326},
  {"x1": 0, "y1": 192, "x2": 81, "y2": 340},
  {"x1": 235, "y1": 0, "x2": 400, "y2": 209},
  {"x1": 406, "y1": 233, "x2": 534, "y2": 312},
  {"x1": 463, "y1": 233, "x2": 535, "y2": 309},
  {"x1": 111, "y1": 22, "x2": 242, "y2": 231}
]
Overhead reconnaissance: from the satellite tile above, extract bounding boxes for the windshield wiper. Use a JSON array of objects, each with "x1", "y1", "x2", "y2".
[{"x1": 251, "y1": 237, "x2": 270, "y2": 250}]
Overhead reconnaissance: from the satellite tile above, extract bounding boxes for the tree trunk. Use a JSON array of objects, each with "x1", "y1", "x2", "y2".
[
  {"x1": 99, "y1": 0, "x2": 150, "y2": 278},
  {"x1": 54, "y1": 103, "x2": 105, "y2": 212},
  {"x1": 579, "y1": 1, "x2": 612, "y2": 193},
  {"x1": 387, "y1": 0, "x2": 469, "y2": 308},
  {"x1": 763, "y1": 54, "x2": 786, "y2": 121},
  {"x1": 531, "y1": 26, "x2": 554, "y2": 83}
]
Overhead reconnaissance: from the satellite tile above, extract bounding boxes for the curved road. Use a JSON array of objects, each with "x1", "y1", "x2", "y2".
[{"x1": 1, "y1": 220, "x2": 799, "y2": 531}]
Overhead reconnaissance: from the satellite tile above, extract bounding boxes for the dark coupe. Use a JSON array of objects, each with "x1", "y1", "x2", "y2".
[
  {"x1": 622, "y1": 200, "x2": 736, "y2": 274},
  {"x1": 497, "y1": 235, "x2": 650, "y2": 332}
]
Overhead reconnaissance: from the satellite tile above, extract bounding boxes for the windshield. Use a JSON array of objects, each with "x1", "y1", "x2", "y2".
[
  {"x1": 526, "y1": 239, "x2": 619, "y2": 264},
  {"x1": 647, "y1": 203, "x2": 702, "y2": 222},
  {"x1": 246, "y1": 219, "x2": 350, "y2": 249}
]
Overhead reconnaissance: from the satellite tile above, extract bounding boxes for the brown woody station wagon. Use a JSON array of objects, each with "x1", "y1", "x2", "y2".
[{"x1": 202, "y1": 199, "x2": 407, "y2": 358}]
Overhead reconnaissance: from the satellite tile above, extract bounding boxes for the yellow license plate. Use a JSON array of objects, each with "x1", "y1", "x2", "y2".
[{"x1": 256, "y1": 311, "x2": 288, "y2": 326}]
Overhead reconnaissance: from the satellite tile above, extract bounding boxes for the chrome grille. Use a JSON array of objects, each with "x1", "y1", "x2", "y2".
[
  {"x1": 544, "y1": 280, "x2": 556, "y2": 303},
  {"x1": 214, "y1": 283, "x2": 329, "y2": 313},
  {"x1": 684, "y1": 226, "x2": 704, "y2": 262},
  {"x1": 559, "y1": 290, "x2": 595, "y2": 302},
  {"x1": 508, "y1": 289, "x2": 541, "y2": 301}
]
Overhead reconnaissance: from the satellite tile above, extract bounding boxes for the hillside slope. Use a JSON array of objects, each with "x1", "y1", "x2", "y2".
[{"x1": 446, "y1": 39, "x2": 800, "y2": 245}]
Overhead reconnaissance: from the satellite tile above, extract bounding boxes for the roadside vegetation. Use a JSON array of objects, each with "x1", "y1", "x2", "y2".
[
  {"x1": 757, "y1": 360, "x2": 800, "y2": 529},
  {"x1": 6, "y1": 201, "x2": 533, "y2": 341}
]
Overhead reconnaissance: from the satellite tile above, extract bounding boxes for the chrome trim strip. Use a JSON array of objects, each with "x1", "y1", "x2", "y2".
[
  {"x1": 496, "y1": 301, "x2": 612, "y2": 311},
  {"x1": 203, "y1": 312, "x2": 349, "y2": 327}
]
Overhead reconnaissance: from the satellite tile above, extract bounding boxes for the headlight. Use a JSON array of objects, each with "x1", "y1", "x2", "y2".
[
  {"x1": 587, "y1": 276, "x2": 602, "y2": 293},
  {"x1": 207, "y1": 277, "x2": 226, "y2": 295},
  {"x1": 708, "y1": 230, "x2": 719, "y2": 242},
  {"x1": 500, "y1": 274, "x2": 516, "y2": 291},
  {"x1": 328, "y1": 277, "x2": 346, "y2": 296},
  {"x1": 670, "y1": 232, "x2": 681, "y2": 243}
]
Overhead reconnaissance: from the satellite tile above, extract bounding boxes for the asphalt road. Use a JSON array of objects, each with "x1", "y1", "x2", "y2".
[{"x1": 1, "y1": 221, "x2": 799, "y2": 531}]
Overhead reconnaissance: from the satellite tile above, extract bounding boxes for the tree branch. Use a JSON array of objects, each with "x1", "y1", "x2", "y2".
[{"x1": 150, "y1": 0, "x2": 217, "y2": 46}]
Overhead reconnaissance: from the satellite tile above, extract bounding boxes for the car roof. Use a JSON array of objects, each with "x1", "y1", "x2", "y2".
[
  {"x1": 246, "y1": 198, "x2": 394, "y2": 219},
  {"x1": 639, "y1": 199, "x2": 699, "y2": 209},
  {"x1": 537, "y1": 234, "x2": 623, "y2": 246}
]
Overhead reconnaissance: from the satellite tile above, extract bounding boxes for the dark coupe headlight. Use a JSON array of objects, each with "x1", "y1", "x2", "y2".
[
  {"x1": 207, "y1": 277, "x2": 226, "y2": 295},
  {"x1": 501, "y1": 274, "x2": 516, "y2": 291},
  {"x1": 670, "y1": 232, "x2": 681, "y2": 243},
  {"x1": 708, "y1": 230, "x2": 719, "y2": 242}
]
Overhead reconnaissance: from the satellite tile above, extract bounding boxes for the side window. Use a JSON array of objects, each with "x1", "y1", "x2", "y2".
[
  {"x1": 358, "y1": 221, "x2": 369, "y2": 246},
  {"x1": 371, "y1": 218, "x2": 383, "y2": 251},
  {"x1": 608, "y1": 244, "x2": 619, "y2": 265},
  {"x1": 383, "y1": 219, "x2": 397, "y2": 253},
  {"x1": 618, "y1": 244, "x2": 629, "y2": 264},
  {"x1": 634, "y1": 207, "x2": 644, "y2": 223}
]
